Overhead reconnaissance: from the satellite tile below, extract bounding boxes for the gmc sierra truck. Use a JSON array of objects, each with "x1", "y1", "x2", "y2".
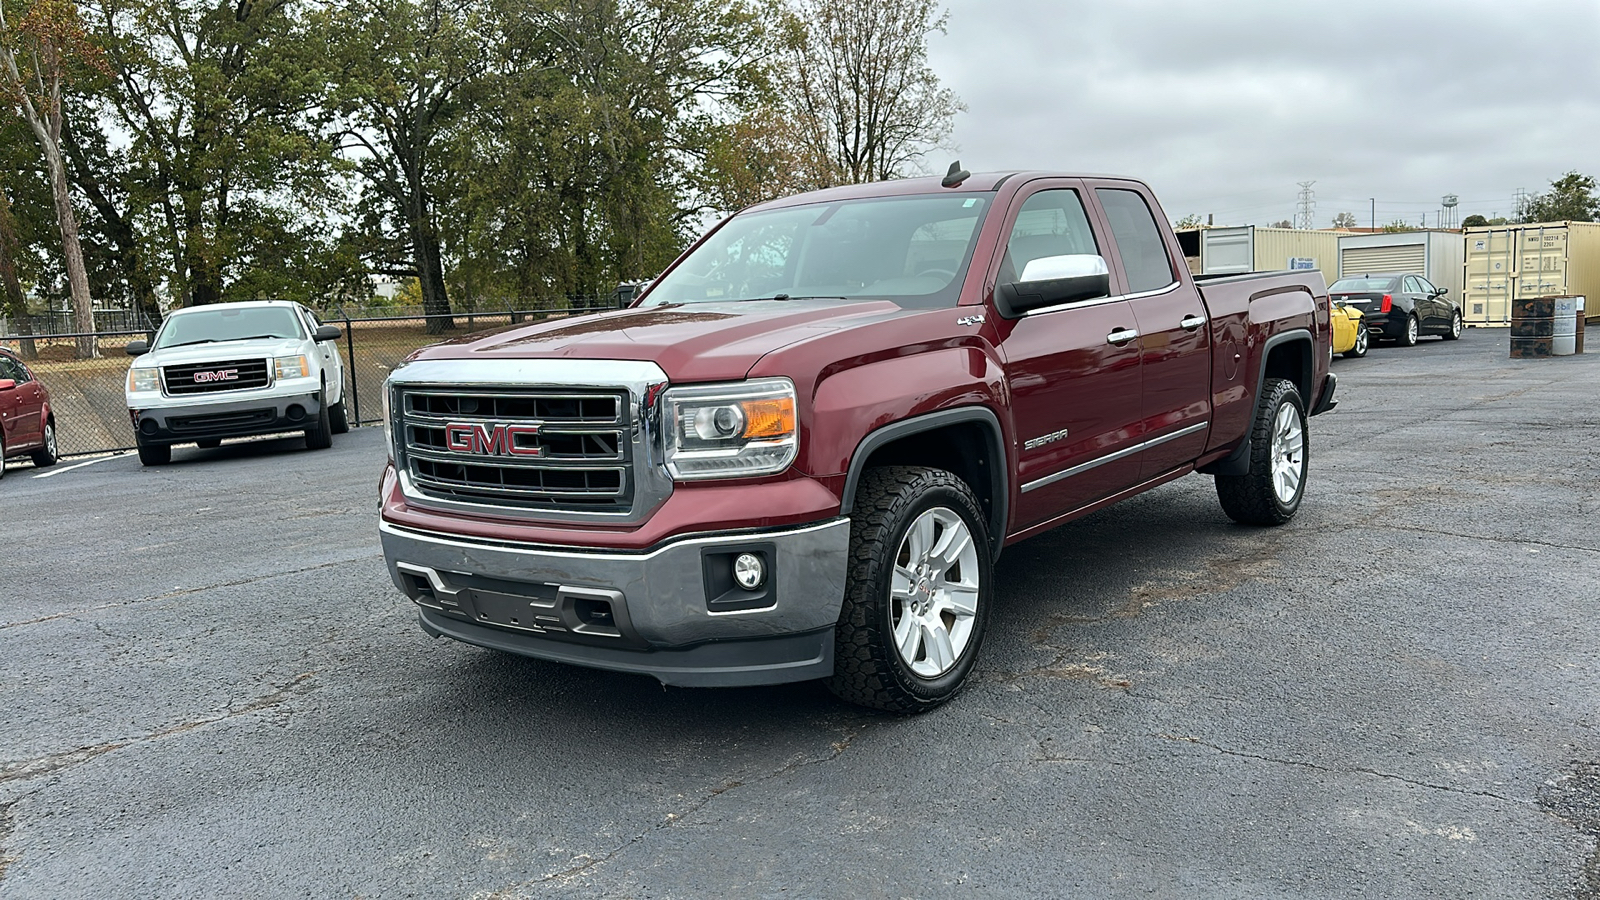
[{"x1": 379, "y1": 170, "x2": 1336, "y2": 712}]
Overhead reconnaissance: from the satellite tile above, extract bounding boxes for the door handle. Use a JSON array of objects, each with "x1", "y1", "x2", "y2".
[
  {"x1": 1180, "y1": 314, "x2": 1207, "y2": 331},
  {"x1": 1106, "y1": 328, "x2": 1140, "y2": 346}
]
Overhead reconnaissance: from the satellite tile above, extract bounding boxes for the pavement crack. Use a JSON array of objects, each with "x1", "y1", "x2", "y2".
[
  {"x1": 1356, "y1": 522, "x2": 1600, "y2": 555},
  {"x1": 492, "y1": 725, "x2": 868, "y2": 896},
  {"x1": 0, "y1": 555, "x2": 382, "y2": 630},
  {"x1": 0, "y1": 800, "x2": 14, "y2": 885},
  {"x1": 1158, "y1": 733, "x2": 1521, "y2": 803},
  {"x1": 0, "y1": 673, "x2": 316, "y2": 787}
]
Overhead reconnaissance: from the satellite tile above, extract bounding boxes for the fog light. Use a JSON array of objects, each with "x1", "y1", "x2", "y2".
[
  {"x1": 733, "y1": 553, "x2": 765, "y2": 590},
  {"x1": 138, "y1": 418, "x2": 159, "y2": 436},
  {"x1": 285, "y1": 404, "x2": 306, "y2": 421}
]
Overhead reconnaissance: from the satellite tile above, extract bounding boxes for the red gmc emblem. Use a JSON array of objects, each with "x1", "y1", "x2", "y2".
[
  {"x1": 444, "y1": 422, "x2": 542, "y2": 457},
  {"x1": 193, "y1": 369, "x2": 240, "y2": 383}
]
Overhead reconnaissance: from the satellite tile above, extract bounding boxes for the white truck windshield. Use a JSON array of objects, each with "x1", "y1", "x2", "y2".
[{"x1": 155, "y1": 306, "x2": 305, "y2": 349}]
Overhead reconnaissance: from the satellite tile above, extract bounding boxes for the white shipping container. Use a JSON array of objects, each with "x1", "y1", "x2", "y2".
[{"x1": 1199, "y1": 226, "x2": 1343, "y2": 283}]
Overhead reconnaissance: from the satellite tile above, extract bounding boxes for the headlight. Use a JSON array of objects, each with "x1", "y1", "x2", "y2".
[
  {"x1": 127, "y1": 367, "x2": 160, "y2": 393},
  {"x1": 382, "y1": 381, "x2": 395, "y2": 461},
  {"x1": 274, "y1": 355, "x2": 310, "y2": 379},
  {"x1": 663, "y1": 378, "x2": 797, "y2": 480}
]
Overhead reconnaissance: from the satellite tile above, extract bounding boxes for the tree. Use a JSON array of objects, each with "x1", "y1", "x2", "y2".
[
  {"x1": 777, "y1": 0, "x2": 962, "y2": 185},
  {"x1": 1516, "y1": 171, "x2": 1599, "y2": 223},
  {"x1": 1461, "y1": 214, "x2": 1488, "y2": 228},
  {"x1": 326, "y1": 0, "x2": 487, "y2": 332},
  {"x1": 1382, "y1": 220, "x2": 1415, "y2": 233},
  {"x1": 1173, "y1": 213, "x2": 1204, "y2": 229},
  {"x1": 1331, "y1": 211, "x2": 1357, "y2": 229},
  {"x1": 90, "y1": 0, "x2": 342, "y2": 310},
  {"x1": 1, "y1": 0, "x2": 109, "y2": 357},
  {"x1": 1270, "y1": 219, "x2": 1292, "y2": 229}
]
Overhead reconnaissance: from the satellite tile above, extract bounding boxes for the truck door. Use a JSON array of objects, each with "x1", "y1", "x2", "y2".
[
  {"x1": 1089, "y1": 184, "x2": 1211, "y2": 479},
  {"x1": 988, "y1": 181, "x2": 1145, "y2": 531}
]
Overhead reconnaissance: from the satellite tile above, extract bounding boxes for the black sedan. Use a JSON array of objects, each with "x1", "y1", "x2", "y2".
[{"x1": 1328, "y1": 274, "x2": 1463, "y2": 346}]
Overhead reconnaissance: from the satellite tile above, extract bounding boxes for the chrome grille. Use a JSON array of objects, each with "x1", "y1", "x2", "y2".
[
  {"x1": 399, "y1": 388, "x2": 632, "y2": 513},
  {"x1": 163, "y1": 359, "x2": 271, "y2": 395}
]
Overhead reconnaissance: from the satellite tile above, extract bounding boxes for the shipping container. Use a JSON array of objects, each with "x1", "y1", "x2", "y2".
[
  {"x1": 1336, "y1": 231, "x2": 1463, "y2": 305},
  {"x1": 1199, "y1": 226, "x2": 1343, "y2": 283},
  {"x1": 1462, "y1": 222, "x2": 1600, "y2": 326}
]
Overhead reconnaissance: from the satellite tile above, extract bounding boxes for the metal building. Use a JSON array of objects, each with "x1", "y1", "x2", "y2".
[
  {"x1": 1463, "y1": 222, "x2": 1600, "y2": 326},
  {"x1": 1336, "y1": 231, "x2": 1464, "y2": 306}
]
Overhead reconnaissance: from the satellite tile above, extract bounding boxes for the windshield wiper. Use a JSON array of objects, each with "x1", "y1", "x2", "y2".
[
  {"x1": 745, "y1": 294, "x2": 850, "y2": 302},
  {"x1": 165, "y1": 339, "x2": 219, "y2": 348}
]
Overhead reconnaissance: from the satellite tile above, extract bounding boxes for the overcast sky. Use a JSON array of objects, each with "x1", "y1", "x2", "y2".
[{"x1": 926, "y1": 0, "x2": 1600, "y2": 228}]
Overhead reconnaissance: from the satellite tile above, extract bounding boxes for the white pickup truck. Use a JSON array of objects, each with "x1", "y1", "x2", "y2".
[{"x1": 125, "y1": 300, "x2": 349, "y2": 465}]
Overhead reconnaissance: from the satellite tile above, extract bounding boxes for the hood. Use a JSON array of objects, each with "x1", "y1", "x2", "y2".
[
  {"x1": 409, "y1": 300, "x2": 916, "y2": 382},
  {"x1": 138, "y1": 337, "x2": 307, "y2": 366}
]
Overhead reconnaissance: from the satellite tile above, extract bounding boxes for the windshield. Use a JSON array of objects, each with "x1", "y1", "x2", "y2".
[
  {"x1": 647, "y1": 193, "x2": 991, "y2": 309},
  {"x1": 154, "y1": 306, "x2": 305, "y2": 349},
  {"x1": 1329, "y1": 276, "x2": 1399, "y2": 292}
]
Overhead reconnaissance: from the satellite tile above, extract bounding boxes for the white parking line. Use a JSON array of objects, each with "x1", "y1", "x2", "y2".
[{"x1": 33, "y1": 454, "x2": 124, "y2": 479}]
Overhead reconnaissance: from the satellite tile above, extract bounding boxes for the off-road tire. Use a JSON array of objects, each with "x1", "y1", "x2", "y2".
[
  {"x1": 305, "y1": 398, "x2": 333, "y2": 450},
  {"x1": 1442, "y1": 309, "x2": 1463, "y2": 341},
  {"x1": 826, "y1": 466, "x2": 993, "y2": 714},
  {"x1": 1343, "y1": 325, "x2": 1369, "y2": 359},
  {"x1": 1215, "y1": 378, "x2": 1307, "y2": 526},
  {"x1": 137, "y1": 440, "x2": 171, "y2": 466},
  {"x1": 1398, "y1": 314, "x2": 1419, "y2": 347},
  {"x1": 330, "y1": 400, "x2": 350, "y2": 434},
  {"x1": 31, "y1": 420, "x2": 59, "y2": 467},
  {"x1": 196, "y1": 438, "x2": 221, "y2": 449}
]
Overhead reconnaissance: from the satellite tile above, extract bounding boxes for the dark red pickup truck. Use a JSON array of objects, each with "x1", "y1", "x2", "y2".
[{"x1": 379, "y1": 170, "x2": 1335, "y2": 712}]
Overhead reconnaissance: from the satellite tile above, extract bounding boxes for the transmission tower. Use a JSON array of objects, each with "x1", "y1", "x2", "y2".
[{"x1": 1296, "y1": 181, "x2": 1317, "y2": 230}]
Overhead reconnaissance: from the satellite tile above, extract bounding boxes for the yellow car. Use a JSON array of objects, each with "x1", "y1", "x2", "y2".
[{"x1": 1332, "y1": 300, "x2": 1368, "y2": 358}]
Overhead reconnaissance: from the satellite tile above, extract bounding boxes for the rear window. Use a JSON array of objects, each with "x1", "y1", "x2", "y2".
[{"x1": 1329, "y1": 276, "x2": 1399, "y2": 292}]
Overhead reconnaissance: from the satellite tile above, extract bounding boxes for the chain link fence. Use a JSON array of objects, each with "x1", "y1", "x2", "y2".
[{"x1": 1, "y1": 305, "x2": 614, "y2": 459}]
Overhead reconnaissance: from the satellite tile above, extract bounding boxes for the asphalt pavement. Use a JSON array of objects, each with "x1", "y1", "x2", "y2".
[{"x1": 2, "y1": 327, "x2": 1597, "y2": 899}]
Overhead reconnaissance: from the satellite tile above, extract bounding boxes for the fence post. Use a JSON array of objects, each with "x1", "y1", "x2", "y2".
[{"x1": 343, "y1": 311, "x2": 360, "y2": 426}]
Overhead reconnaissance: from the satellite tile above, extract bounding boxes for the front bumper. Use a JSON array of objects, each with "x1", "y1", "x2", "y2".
[
  {"x1": 380, "y1": 517, "x2": 850, "y2": 687},
  {"x1": 129, "y1": 391, "x2": 323, "y2": 444}
]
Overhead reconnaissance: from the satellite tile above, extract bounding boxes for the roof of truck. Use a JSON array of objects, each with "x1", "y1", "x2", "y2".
[{"x1": 744, "y1": 171, "x2": 1145, "y2": 213}]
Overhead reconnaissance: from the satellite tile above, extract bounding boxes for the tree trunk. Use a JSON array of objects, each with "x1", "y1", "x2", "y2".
[
  {"x1": 41, "y1": 139, "x2": 97, "y2": 357},
  {"x1": 411, "y1": 211, "x2": 453, "y2": 335}
]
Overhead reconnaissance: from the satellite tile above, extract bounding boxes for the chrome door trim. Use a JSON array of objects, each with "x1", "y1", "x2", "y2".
[
  {"x1": 1020, "y1": 421, "x2": 1209, "y2": 494},
  {"x1": 1106, "y1": 329, "x2": 1140, "y2": 345},
  {"x1": 1022, "y1": 281, "x2": 1181, "y2": 319}
]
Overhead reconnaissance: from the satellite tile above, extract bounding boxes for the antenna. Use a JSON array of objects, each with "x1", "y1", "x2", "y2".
[
  {"x1": 941, "y1": 161, "x2": 970, "y2": 188},
  {"x1": 1296, "y1": 181, "x2": 1316, "y2": 230}
]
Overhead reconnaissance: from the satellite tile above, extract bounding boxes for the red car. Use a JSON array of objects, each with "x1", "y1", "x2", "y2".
[{"x1": 0, "y1": 348, "x2": 59, "y2": 478}]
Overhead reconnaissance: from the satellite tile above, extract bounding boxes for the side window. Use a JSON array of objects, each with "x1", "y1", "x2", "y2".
[
  {"x1": 0, "y1": 357, "x2": 21, "y2": 382},
  {"x1": 1001, "y1": 190, "x2": 1098, "y2": 284},
  {"x1": 1096, "y1": 188, "x2": 1177, "y2": 294},
  {"x1": 1402, "y1": 276, "x2": 1421, "y2": 294},
  {"x1": 1417, "y1": 276, "x2": 1437, "y2": 294}
]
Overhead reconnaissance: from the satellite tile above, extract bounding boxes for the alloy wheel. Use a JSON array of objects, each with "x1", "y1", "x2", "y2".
[
  {"x1": 1270, "y1": 402, "x2": 1305, "y2": 505},
  {"x1": 890, "y1": 507, "x2": 980, "y2": 678}
]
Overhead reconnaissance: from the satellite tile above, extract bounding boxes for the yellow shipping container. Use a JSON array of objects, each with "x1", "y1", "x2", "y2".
[{"x1": 1463, "y1": 222, "x2": 1600, "y2": 326}]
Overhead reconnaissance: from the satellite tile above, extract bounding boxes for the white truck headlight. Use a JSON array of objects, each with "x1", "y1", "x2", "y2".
[
  {"x1": 663, "y1": 378, "x2": 797, "y2": 480},
  {"x1": 274, "y1": 355, "x2": 310, "y2": 379},
  {"x1": 127, "y1": 367, "x2": 160, "y2": 393}
]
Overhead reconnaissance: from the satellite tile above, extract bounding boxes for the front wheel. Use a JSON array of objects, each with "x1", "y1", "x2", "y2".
[
  {"x1": 1215, "y1": 378, "x2": 1308, "y2": 526},
  {"x1": 330, "y1": 400, "x2": 350, "y2": 435},
  {"x1": 1442, "y1": 309, "x2": 1463, "y2": 341},
  {"x1": 305, "y1": 399, "x2": 333, "y2": 450},
  {"x1": 31, "y1": 420, "x2": 58, "y2": 467},
  {"x1": 1343, "y1": 325, "x2": 1369, "y2": 359},
  {"x1": 137, "y1": 440, "x2": 171, "y2": 466},
  {"x1": 827, "y1": 467, "x2": 993, "y2": 714}
]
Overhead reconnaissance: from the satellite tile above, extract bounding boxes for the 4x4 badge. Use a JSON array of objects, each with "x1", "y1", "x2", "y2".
[{"x1": 957, "y1": 313, "x2": 986, "y2": 327}]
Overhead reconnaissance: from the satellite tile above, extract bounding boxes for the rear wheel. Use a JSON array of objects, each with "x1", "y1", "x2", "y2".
[
  {"x1": 31, "y1": 420, "x2": 58, "y2": 467},
  {"x1": 137, "y1": 439, "x2": 171, "y2": 466},
  {"x1": 1398, "y1": 314, "x2": 1419, "y2": 347},
  {"x1": 1343, "y1": 325, "x2": 1369, "y2": 359},
  {"x1": 1442, "y1": 309, "x2": 1463, "y2": 341},
  {"x1": 1215, "y1": 378, "x2": 1307, "y2": 526},
  {"x1": 827, "y1": 467, "x2": 992, "y2": 714}
]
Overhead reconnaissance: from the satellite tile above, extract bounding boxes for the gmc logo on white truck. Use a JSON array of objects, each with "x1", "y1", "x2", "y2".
[
  {"x1": 444, "y1": 422, "x2": 542, "y2": 457},
  {"x1": 192, "y1": 369, "x2": 239, "y2": 383}
]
